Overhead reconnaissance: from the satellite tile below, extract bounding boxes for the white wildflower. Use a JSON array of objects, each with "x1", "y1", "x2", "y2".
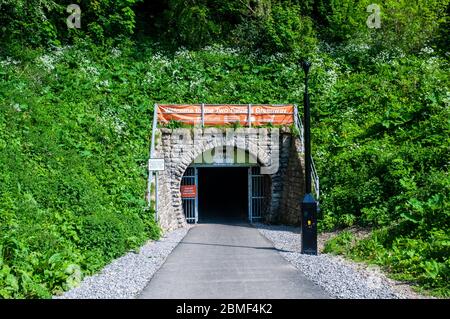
[
  {"x1": 144, "y1": 71, "x2": 156, "y2": 85},
  {"x1": 12, "y1": 103, "x2": 22, "y2": 112},
  {"x1": 443, "y1": 91, "x2": 450, "y2": 108},
  {"x1": 428, "y1": 57, "x2": 439, "y2": 65},
  {"x1": 264, "y1": 52, "x2": 285, "y2": 63},
  {"x1": 96, "y1": 80, "x2": 110, "y2": 90},
  {"x1": 151, "y1": 53, "x2": 171, "y2": 68},
  {"x1": 99, "y1": 110, "x2": 127, "y2": 135},
  {"x1": 83, "y1": 65, "x2": 100, "y2": 77},
  {"x1": 420, "y1": 47, "x2": 434, "y2": 55},
  {"x1": 0, "y1": 57, "x2": 20, "y2": 67},
  {"x1": 113, "y1": 117, "x2": 126, "y2": 135},
  {"x1": 80, "y1": 57, "x2": 91, "y2": 66},
  {"x1": 175, "y1": 47, "x2": 190, "y2": 59},
  {"x1": 52, "y1": 46, "x2": 70, "y2": 57},
  {"x1": 189, "y1": 78, "x2": 204, "y2": 91},
  {"x1": 111, "y1": 48, "x2": 122, "y2": 58},
  {"x1": 202, "y1": 45, "x2": 240, "y2": 56},
  {"x1": 39, "y1": 54, "x2": 56, "y2": 71},
  {"x1": 325, "y1": 68, "x2": 338, "y2": 88}
]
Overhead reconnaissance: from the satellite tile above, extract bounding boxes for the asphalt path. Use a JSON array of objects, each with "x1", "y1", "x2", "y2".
[{"x1": 139, "y1": 222, "x2": 328, "y2": 299}]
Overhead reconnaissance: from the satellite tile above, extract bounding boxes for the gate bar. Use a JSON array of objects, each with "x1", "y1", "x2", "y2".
[
  {"x1": 195, "y1": 167, "x2": 198, "y2": 223},
  {"x1": 248, "y1": 167, "x2": 252, "y2": 223}
]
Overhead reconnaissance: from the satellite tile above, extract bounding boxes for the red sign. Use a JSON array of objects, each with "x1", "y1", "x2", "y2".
[
  {"x1": 180, "y1": 185, "x2": 196, "y2": 198},
  {"x1": 157, "y1": 104, "x2": 294, "y2": 126}
]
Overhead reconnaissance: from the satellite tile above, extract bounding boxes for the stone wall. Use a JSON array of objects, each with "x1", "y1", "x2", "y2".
[
  {"x1": 152, "y1": 127, "x2": 304, "y2": 231},
  {"x1": 279, "y1": 138, "x2": 305, "y2": 225},
  {"x1": 264, "y1": 131, "x2": 290, "y2": 222}
]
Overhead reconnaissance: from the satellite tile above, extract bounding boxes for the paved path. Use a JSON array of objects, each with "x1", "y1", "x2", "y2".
[{"x1": 139, "y1": 222, "x2": 329, "y2": 299}]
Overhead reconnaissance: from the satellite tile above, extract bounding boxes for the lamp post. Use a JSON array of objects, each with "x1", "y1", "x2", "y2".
[{"x1": 301, "y1": 61, "x2": 318, "y2": 255}]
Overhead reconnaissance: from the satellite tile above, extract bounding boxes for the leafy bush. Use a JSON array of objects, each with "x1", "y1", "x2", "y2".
[
  {"x1": 0, "y1": 0, "x2": 140, "y2": 46},
  {"x1": 0, "y1": 43, "x2": 162, "y2": 297},
  {"x1": 260, "y1": 3, "x2": 317, "y2": 56},
  {"x1": 162, "y1": 0, "x2": 221, "y2": 48},
  {"x1": 323, "y1": 231, "x2": 355, "y2": 255},
  {"x1": 317, "y1": 0, "x2": 449, "y2": 53},
  {"x1": 313, "y1": 46, "x2": 449, "y2": 296}
]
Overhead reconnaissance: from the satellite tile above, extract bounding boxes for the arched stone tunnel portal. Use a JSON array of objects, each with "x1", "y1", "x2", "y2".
[{"x1": 153, "y1": 127, "x2": 305, "y2": 231}]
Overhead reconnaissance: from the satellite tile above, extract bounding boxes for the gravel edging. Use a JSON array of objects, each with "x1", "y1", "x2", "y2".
[
  {"x1": 54, "y1": 227, "x2": 190, "y2": 299},
  {"x1": 254, "y1": 223, "x2": 429, "y2": 299}
]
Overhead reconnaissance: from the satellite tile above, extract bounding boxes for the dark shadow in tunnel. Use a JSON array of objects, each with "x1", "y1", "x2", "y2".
[{"x1": 197, "y1": 167, "x2": 248, "y2": 223}]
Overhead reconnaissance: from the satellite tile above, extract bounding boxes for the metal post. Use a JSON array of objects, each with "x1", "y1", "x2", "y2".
[
  {"x1": 147, "y1": 104, "x2": 159, "y2": 208},
  {"x1": 301, "y1": 61, "x2": 318, "y2": 255},
  {"x1": 155, "y1": 172, "x2": 159, "y2": 221},
  {"x1": 303, "y1": 66, "x2": 312, "y2": 195},
  {"x1": 201, "y1": 103, "x2": 205, "y2": 127},
  {"x1": 248, "y1": 104, "x2": 252, "y2": 128},
  {"x1": 147, "y1": 171, "x2": 152, "y2": 206},
  {"x1": 294, "y1": 104, "x2": 298, "y2": 129},
  {"x1": 150, "y1": 104, "x2": 158, "y2": 158}
]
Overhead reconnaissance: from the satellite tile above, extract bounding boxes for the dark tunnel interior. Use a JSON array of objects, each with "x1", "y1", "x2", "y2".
[{"x1": 197, "y1": 167, "x2": 248, "y2": 222}]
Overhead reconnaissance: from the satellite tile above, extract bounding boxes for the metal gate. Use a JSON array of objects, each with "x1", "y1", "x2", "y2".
[
  {"x1": 182, "y1": 166, "x2": 265, "y2": 224},
  {"x1": 248, "y1": 167, "x2": 265, "y2": 223},
  {"x1": 181, "y1": 167, "x2": 198, "y2": 223}
]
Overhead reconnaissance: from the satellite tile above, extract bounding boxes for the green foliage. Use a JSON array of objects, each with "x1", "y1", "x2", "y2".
[
  {"x1": 0, "y1": 0, "x2": 60, "y2": 46},
  {"x1": 326, "y1": 228, "x2": 450, "y2": 296},
  {"x1": 260, "y1": 3, "x2": 317, "y2": 56},
  {"x1": 79, "y1": 211, "x2": 144, "y2": 262},
  {"x1": 323, "y1": 231, "x2": 355, "y2": 255},
  {"x1": 163, "y1": 0, "x2": 221, "y2": 48},
  {"x1": 163, "y1": 120, "x2": 190, "y2": 130},
  {"x1": 0, "y1": 0, "x2": 140, "y2": 46},
  {"x1": 231, "y1": 121, "x2": 243, "y2": 130},
  {"x1": 2, "y1": 0, "x2": 448, "y2": 56},
  {"x1": 317, "y1": 0, "x2": 369, "y2": 41},
  {"x1": 374, "y1": 0, "x2": 449, "y2": 53},
  {"x1": 0, "y1": 43, "x2": 161, "y2": 298},
  {"x1": 318, "y1": 0, "x2": 449, "y2": 54},
  {"x1": 317, "y1": 53, "x2": 449, "y2": 296}
]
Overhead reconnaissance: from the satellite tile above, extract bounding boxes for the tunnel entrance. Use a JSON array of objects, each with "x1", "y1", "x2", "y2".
[
  {"x1": 198, "y1": 167, "x2": 248, "y2": 222},
  {"x1": 181, "y1": 165, "x2": 270, "y2": 224}
]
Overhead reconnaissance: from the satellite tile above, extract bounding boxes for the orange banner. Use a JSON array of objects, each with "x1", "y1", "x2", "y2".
[{"x1": 157, "y1": 104, "x2": 294, "y2": 126}]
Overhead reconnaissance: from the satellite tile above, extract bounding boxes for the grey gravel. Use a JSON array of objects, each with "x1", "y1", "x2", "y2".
[
  {"x1": 54, "y1": 222, "x2": 425, "y2": 299},
  {"x1": 254, "y1": 223, "x2": 412, "y2": 299},
  {"x1": 54, "y1": 227, "x2": 189, "y2": 299}
]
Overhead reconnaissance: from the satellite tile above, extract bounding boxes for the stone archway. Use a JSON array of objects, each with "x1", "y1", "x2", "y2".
[{"x1": 153, "y1": 127, "x2": 304, "y2": 231}]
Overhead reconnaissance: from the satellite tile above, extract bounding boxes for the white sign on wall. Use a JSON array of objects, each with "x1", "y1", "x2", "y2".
[{"x1": 148, "y1": 158, "x2": 165, "y2": 171}]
